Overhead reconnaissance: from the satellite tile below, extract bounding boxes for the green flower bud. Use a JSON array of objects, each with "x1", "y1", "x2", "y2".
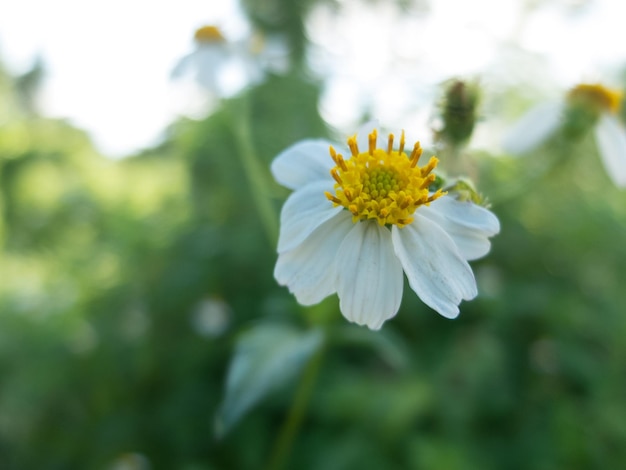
[{"x1": 436, "y1": 79, "x2": 481, "y2": 147}]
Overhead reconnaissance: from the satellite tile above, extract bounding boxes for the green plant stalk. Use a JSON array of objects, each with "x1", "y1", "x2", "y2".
[
  {"x1": 228, "y1": 94, "x2": 324, "y2": 469},
  {"x1": 265, "y1": 345, "x2": 325, "y2": 470},
  {"x1": 491, "y1": 140, "x2": 572, "y2": 205},
  {"x1": 229, "y1": 97, "x2": 279, "y2": 246}
]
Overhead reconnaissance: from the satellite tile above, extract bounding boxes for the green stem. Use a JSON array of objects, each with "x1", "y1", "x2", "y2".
[
  {"x1": 229, "y1": 96, "x2": 279, "y2": 246},
  {"x1": 491, "y1": 142, "x2": 572, "y2": 205},
  {"x1": 265, "y1": 344, "x2": 325, "y2": 470}
]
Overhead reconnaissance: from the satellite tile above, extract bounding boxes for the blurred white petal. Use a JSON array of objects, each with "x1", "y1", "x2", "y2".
[
  {"x1": 594, "y1": 113, "x2": 626, "y2": 188},
  {"x1": 502, "y1": 101, "x2": 563, "y2": 155}
]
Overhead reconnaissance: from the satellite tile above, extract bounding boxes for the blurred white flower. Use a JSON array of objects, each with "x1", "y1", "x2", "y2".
[
  {"x1": 502, "y1": 83, "x2": 626, "y2": 187},
  {"x1": 190, "y1": 297, "x2": 232, "y2": 338},
  {"x1": 171, "y1": 25, "x2": 289, "y2": 98},
  {"x1": 271, "y1": 128, "x2": 500, "y2": 330}
]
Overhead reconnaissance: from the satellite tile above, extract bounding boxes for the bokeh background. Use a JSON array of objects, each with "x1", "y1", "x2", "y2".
[{"x1": 1, "y1": 0, "x2": 626, "y2": 469}]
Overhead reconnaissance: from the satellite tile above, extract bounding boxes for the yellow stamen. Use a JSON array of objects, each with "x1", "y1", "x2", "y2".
[
  {"x1": 398, "y1": 130, "x2": 405, "y2": 155},
  {"x1": 421, "y1": 156, "x2": 437, "y2": 177},
  {"x1": 368, "y1": 129, "x2": 377, "y2": 155},
  {"x1": 567, "y1": 83, "x2": 623, "y2": 114},
  {"x1": 329, "y1": 146, "x2": 348, "y2": 172},
  {"x1": 348, "y1": 136, "x2": 359, "y2": 156},
  {"x1": 409, "y1": 142, "x2": 422, "y2": 168},
  {"x1": 326, "y1": 129, "x2": 445, "y2": 228},
  {"x1": 194, "y1": 25, "x2": 226, "y2": 44},
  {"x1": 420, "y1": 174, "x2": 436, "y2": 190},
  {"x1": 325, "y1": 192, "x2": 342, "y2": 205},
  {"x1": 330, "y1": 168, "x2": 343, "y2": 185}
]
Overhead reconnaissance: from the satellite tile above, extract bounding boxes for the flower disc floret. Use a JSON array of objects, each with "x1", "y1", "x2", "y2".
[
  {"x1": 567, "y1": 83, "x2": 622, "y2": 114},
  {"x1": 194, "y1": 25, "x2": 226, "y2": 44},
  {"x1": 325, "y1": 129, "x2": 445, "y2": 227}
]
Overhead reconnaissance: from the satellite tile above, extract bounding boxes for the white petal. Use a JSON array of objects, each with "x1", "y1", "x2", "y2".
[
  {"x1": 336, "y1": 222, "x2": 404, "y2": 330},
  {"x1": 277, "y1": 180, "x2": 342, "y2": 253},
  {"x1": 392, "y1": 215, "x2": 477, "y2": 319},
  {"x1": 274, "y1": 212, "x2": 353, "y2": 305},
  {"x1": 419, "y1": 196, "x2": 500, "y2": 261},
  {"x1": 594, "y1": 114, "x2": 626, "y2": 188},
  {"x1": 502, "y1": 102, "x2": 563, "y2": 155},
  {"x1": 192, "y1": 47, "x2": 231, "y2": 91},
  {"x1": 255, "y1": 35, "x2": 290, "y2": 73},
  {"x1": 271, "y1": 139, "x2": 335, "y2": 190},
  {"x1": 171, "y1": 53, "x2": 193, "y2": 79}
]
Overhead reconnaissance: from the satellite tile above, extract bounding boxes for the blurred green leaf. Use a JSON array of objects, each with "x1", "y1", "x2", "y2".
[
  {"x1": 332, "y1": 325, "x2": 410, "y2": 371},
  {"x1": 215, "y1": 323, "x2": 324, "y2": 437}
]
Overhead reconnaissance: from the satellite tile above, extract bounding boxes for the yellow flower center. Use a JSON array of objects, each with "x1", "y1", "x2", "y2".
[
  {"x1": 567, "y1": 83, "x2": 622, "y2": 114},
  {"x1": 325, "y1": 129, "x2": 445, "y2": 228},
  {"x1": 194, "y1": 25, "x2": 226, "y2": 44}
]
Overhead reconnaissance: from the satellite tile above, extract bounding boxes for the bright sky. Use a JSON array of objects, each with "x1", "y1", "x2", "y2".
[{"x1": 1, "y1": 0, "x2": 626, "y2": 157}]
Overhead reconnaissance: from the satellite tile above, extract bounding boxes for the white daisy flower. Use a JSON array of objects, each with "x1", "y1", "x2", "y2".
[
  {"x1": 271, "y1": 128, "x2": 500, "y2": 330},
  {"x1": 502, "y1": 83, "x2": 626, "y2": 188},
  {"x1": 172, "y1": 26, "x2": 232, "y2": 94},
  {"x1": 172, "y1": 25, "x2": 289, "y2": 97}
]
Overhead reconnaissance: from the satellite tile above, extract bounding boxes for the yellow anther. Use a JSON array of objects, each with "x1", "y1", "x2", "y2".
[
  {"x1": 330, "y1": 168, "x2": 343, "y2": 185},
  {"x1": 387, "y1": 133, "x2": 394, "y2": 154},
  {"x1": 348, "y1": 136, "x2": 359, "y2": 156},
  {"x1": 419, "y1": 174, "x2": 436, "y2": 190},
  {"x1": 329, "y1": 146, "x2": 338, "y2": 163},
  {"x1": 325, "y1": 192, "x2": 343, "y2": 205},
  {"x1": 398, "y1": 130, "x2": 405, "y2": 155},
  {"x1": 427, "y1": 189, "x2": 446, "y2": 203},
  {"x1": 329, "y1": 146, "x2": 348, "y2": 172},
  {"x1": 420, "y1": 156, "x2": 437, "y2": 177},
  {"x1": 410, "y1": 142, "x2": 422, "y2": 167},
  {"x1": 368, "y1": 129, "x2": 378, "y2": 155}
]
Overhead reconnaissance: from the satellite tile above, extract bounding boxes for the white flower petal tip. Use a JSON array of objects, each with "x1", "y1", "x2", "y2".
[
  {"x1": 594, "y1": 114, "x2": 626, "y2": 188},
  {"x1": 392, "y1": 216, "x2": 478, "y2": 319},
  {"x1": 270, "y1": 139, "x2": 335, "y2": 190},
  {"x1": 421, "y1": 196, "x2": 500, "y2": 261},
  {"x1": 277, "y1": 180, "x2": 342, "y2": 254},
  {"x1": 501, "y1": 102, "x2": 563, "y2": 155},
  {"x1": 274, "y1": 212, "x2": 353, "y2": 306},
  {"x1": 336, "y1": 223, "x2": 404, "y2": 330}
]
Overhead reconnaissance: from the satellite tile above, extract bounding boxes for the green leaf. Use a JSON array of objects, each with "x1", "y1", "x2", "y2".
[
  {"x1": 215, "y1": 323, "x2": 324, "y2": 437},
  {"x1": 333, "y1": 325, "x2": 410, "y2": 371}
]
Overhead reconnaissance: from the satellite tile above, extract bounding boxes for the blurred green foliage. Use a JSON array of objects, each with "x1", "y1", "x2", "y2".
[{"x1": 2, "y1": 2, "x2": 626, "y2": 469}]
